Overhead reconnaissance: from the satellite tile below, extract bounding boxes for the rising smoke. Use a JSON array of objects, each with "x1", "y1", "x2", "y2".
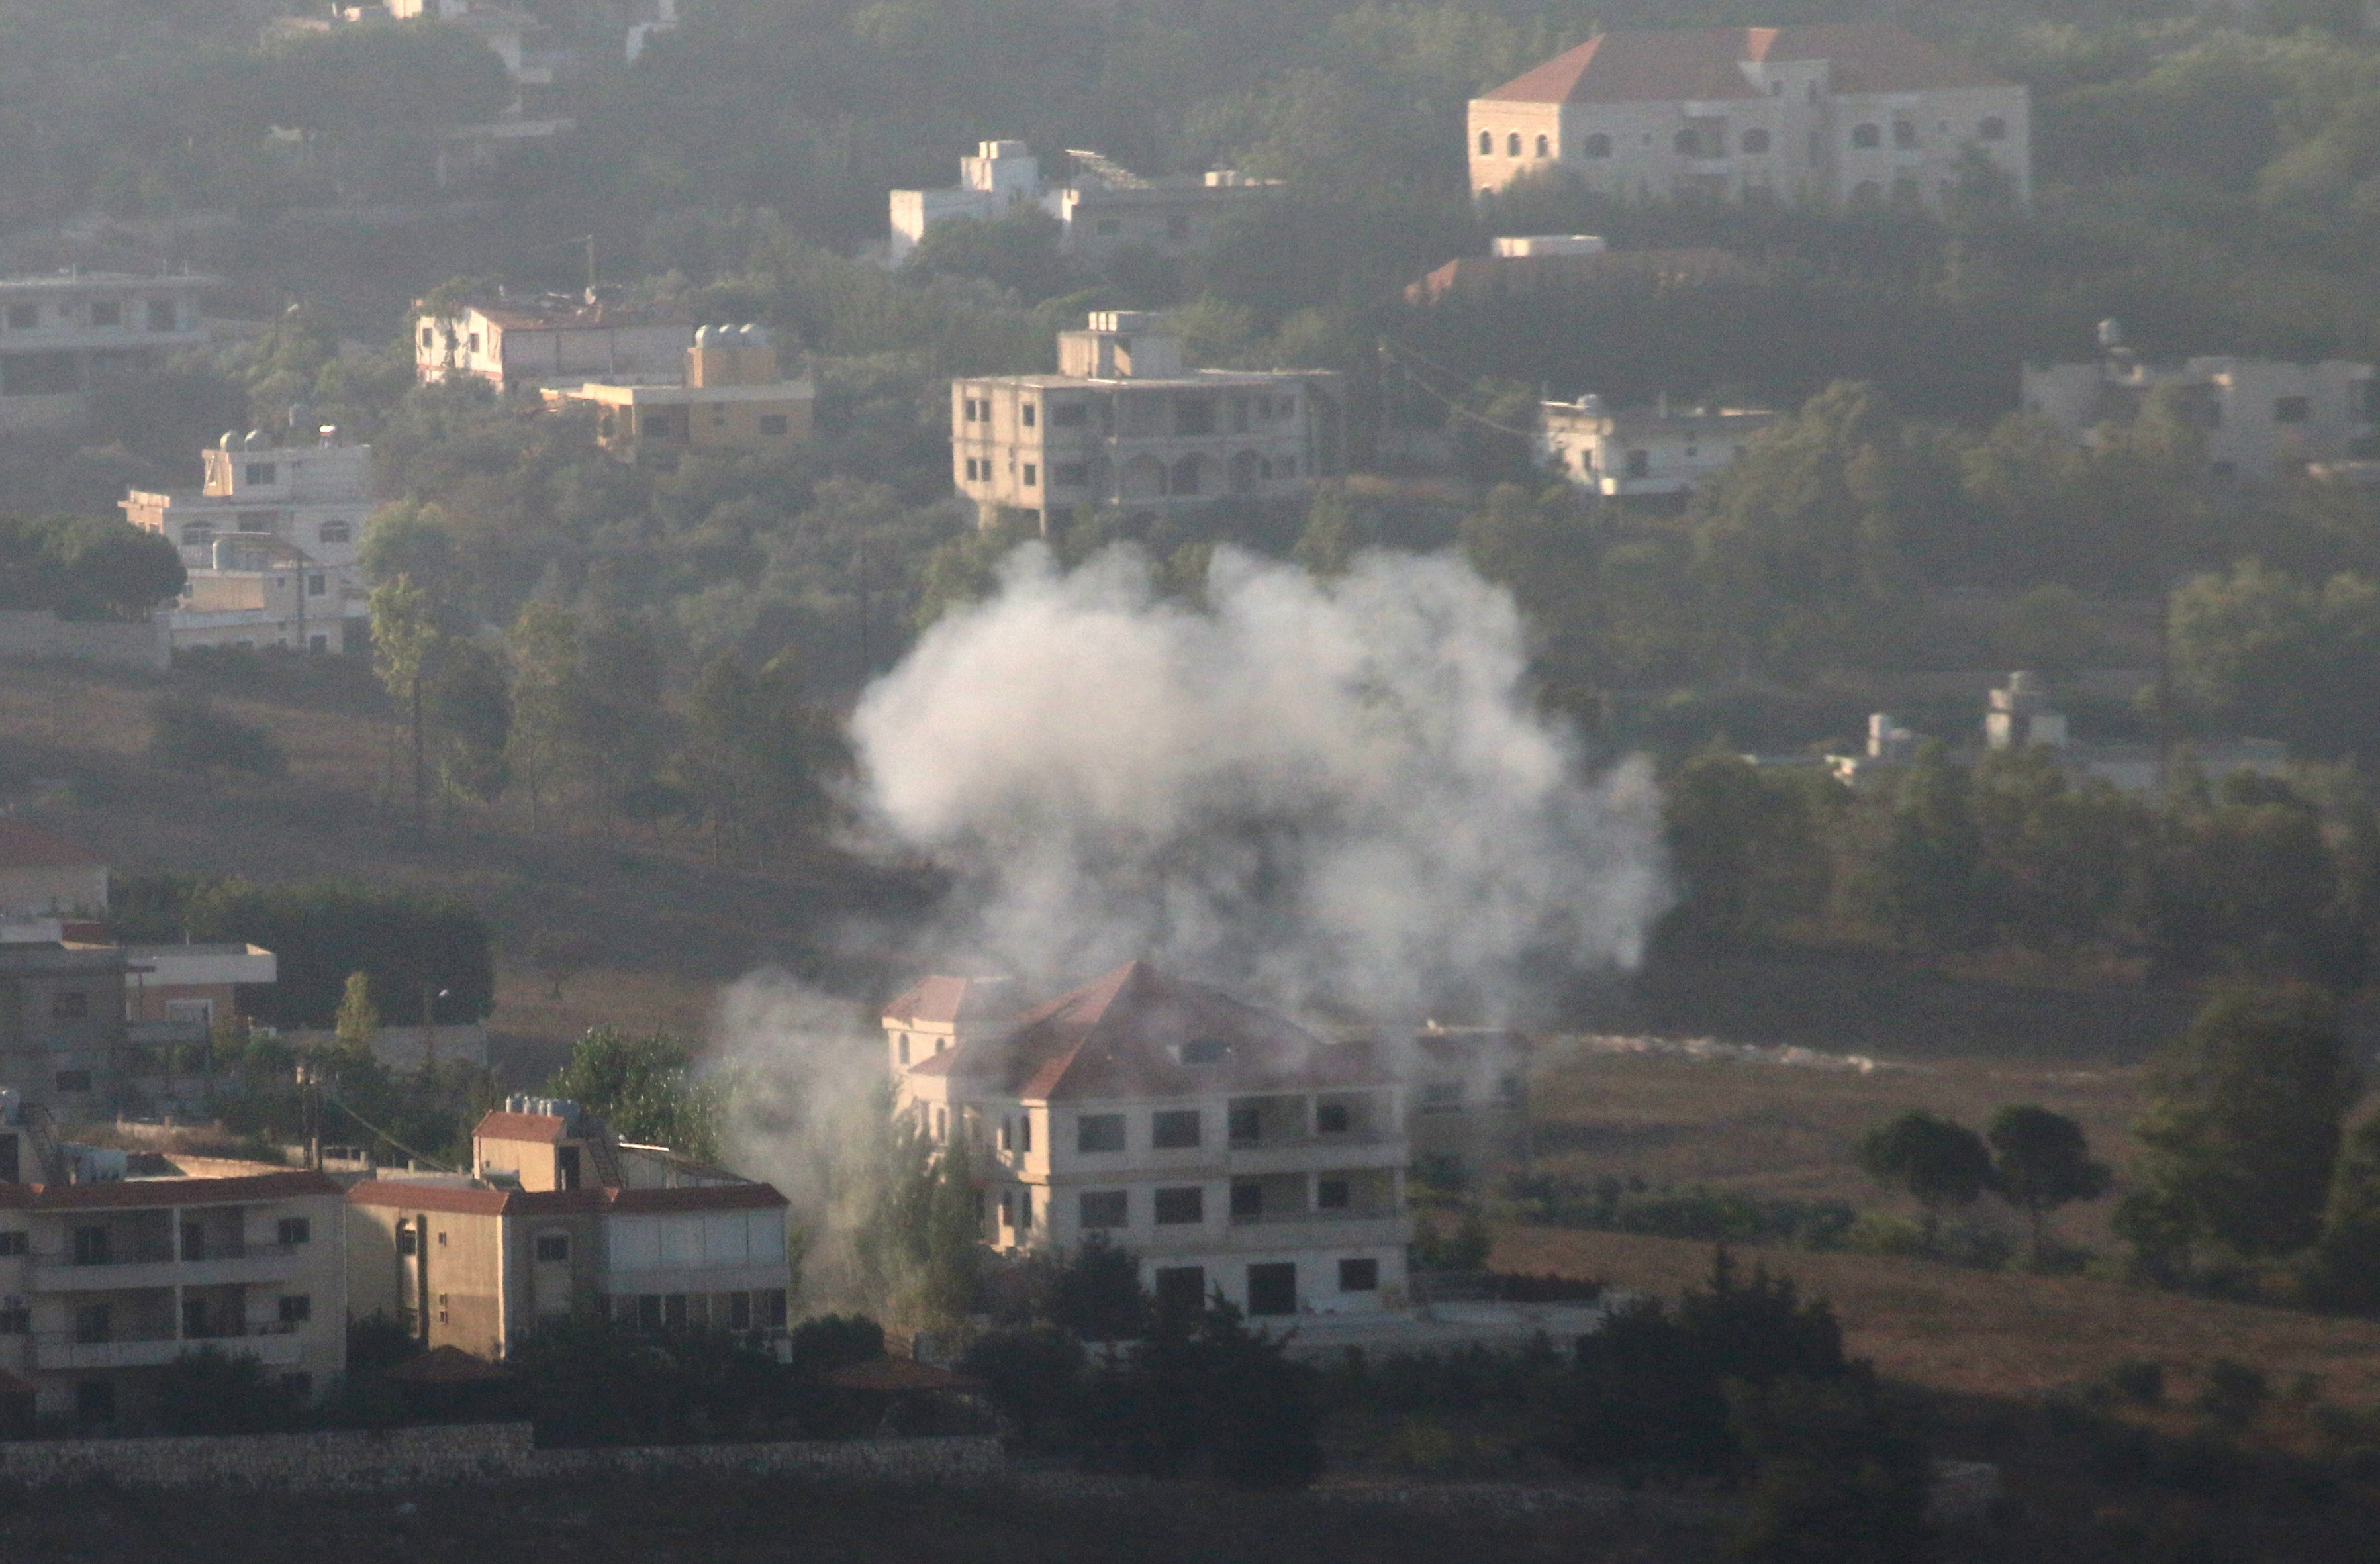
[
  {"x1": 845, "y1": 541, "x2": 1666, "y2": 1024},
  {"x1": 714, "y1": 541, "x2": 1671, "y2": 1308}
]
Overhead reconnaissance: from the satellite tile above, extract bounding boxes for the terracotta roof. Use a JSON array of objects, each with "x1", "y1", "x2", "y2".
[
  {"x1": 825, "y1": 1358, "x2": 983, "y2": 1393},
  {"x1": 474, "y1": 1110, "x2": 569, "y2": 1144},
  {"x1": 882, "y1": 974, "x2": 1023, "y2": 1028},
  {"x1": 0, "y1": 1170, "x2": 340, "y2": 1210},
  {"x1": 346, "y1": 1178, "x2": 788, "y2": 1216},
  {"x1": 923, "y1": 961, "x2": 1393, "y2": 1102},
  {"x1": 1479, "y1": 24, "x2": 2007, "y2": 105},
  {"x1": 0, "y1": 820, "x2": 103, "y2": 870}
]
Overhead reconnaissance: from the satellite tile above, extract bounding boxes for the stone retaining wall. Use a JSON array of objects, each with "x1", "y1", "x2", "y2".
[{"x1": 0, "y1": 1424, "x2": 1003, "y2": 1491}]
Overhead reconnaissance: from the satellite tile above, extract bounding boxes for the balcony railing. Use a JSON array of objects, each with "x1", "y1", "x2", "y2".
[
  {"x1": 1227, "y1": 1206, "x2": 1402, "y2": 1228},
  {"x1": 37, "y1": 1240, "x2": 303, "y2": 1269}
]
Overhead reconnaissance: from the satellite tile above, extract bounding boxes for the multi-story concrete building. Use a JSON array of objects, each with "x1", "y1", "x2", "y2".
[
  {"x1": 563, "y1": 324, "x2": 815, "y2": 463},
  {"x1": 885, "y1": 962, "x2": 1412, "y2": 1319},
  {"x1": 122, "y1": 430, "x2": 373, "y2": 653},
  {"x1": 951, "y1": 313, "x2": 1343, "y2": 528},
  {"x1": 0, "y1": 944, "x2": 134, "y2": 1116},
  {"x1": 345, "y1": 1099, "x2": 793, "y2": 1359},
  {"x1": 2021, "y1": 333, "x2": 2377, "y2": 481},
  {"x1": 0, "y1": 1094, "x2": 348, "y2": 1431},
  {"x1": 890, "y1": 142, "x2": 1280, "y2": 266},
  {"x1": 1468, "y1": 25, "x2": 2028, "y2": 214},
  {"x1": 1537, "y1": 394, "x2": 1780, "y2": 497},
  {"x1": 0, "y1": 273, "x2": 213, "y2": 433},
  {"x1": 414, "y1": 293, "x2": 689, "y2": 391}
]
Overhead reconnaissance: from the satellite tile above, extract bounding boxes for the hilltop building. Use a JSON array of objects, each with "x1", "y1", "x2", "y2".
[
  {"x1": 1468, "y1": 24, "x2": 2028, "y2": 213},
  {"x1": 414, "y1": 293, "x2": 689, "y2": 391},
  {"x1": 2022, "y1": 325, "x2": 2377, "y2": 481},
  {"x1": 884, "y1": 963, "x2": 1416, "y2": 1318},
  {"x1": 0, "y1": 273, "x2": 213, "y2": 433},
  {"x1": 1405, "y1": 234, "x2": 1755, "y2": 304},
  {"x1": 122, "y1": 429, "x2": 373, "y2": 654},
  {"x1": 1537, "y1": 395, "x2": 1778, "y2": 496},
  {"x1": 563, "y1": 324, "x2": 814, "y2": 462},
  {"x1": 889, "y1": 141, "x2": 1280, "y2": 266},
  {"x1": 345, "y1": 1098, "x2": 793, "y2": 1359},
  {"x1": 0, "y1": 1092, "x2": 348, "y2": 1432},
  {"x1": 950, "y1": 312, "x2": 1342, "y2": 528}
]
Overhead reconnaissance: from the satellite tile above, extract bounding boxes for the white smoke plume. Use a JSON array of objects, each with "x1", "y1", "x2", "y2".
[
  {"x1": 847, "y1": 542, "x2": 1666, "y2": 1025},
  {"x1": 715, "y1": 542, "x2": 1668, "y2": 1308}
]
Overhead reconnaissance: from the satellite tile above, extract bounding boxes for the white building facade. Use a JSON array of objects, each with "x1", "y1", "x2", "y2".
[
  {"x1": 122, "y1": 431, "x2": 374, "y2": 653},
  {"x1": 951, "y1": 313, "x2": 1342, "y2": 528},
  {"x1": 1538, "y1": 396, "x2": 1779, "y2": 496},
  {"x1": 886, "y1": 963, "x2": 1412, "y2": 1320},
  {"x1": 414, "y1": 296, "x2": 689, "y2": 391},
  {"x1": 2021, "y1": 348, "x2": 2376, "y2": 481},
  {"x1": 1468, "y1": 24, "x2": 2029, "y2": 214},
  {"x1": 890, "y1": 142, "x2": 1280, "y2": 266}
]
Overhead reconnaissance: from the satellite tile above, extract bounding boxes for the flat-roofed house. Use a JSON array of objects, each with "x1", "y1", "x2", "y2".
[
  {"x1": 1468, "y1": 24, "x2": 2028, "y2": 213},
  {"x1": 887, "y1": 961, "x2": 1411, "y2": 1320},
  {"x1": 345, "y1": 1097, "x2": 793, "y2": 1359},
  {"x1": 0, "y1": 273, "x2": 213, "y2": 432},
  {"x1": 413, "y1": 294, "x2": 689, "y2": 391}
]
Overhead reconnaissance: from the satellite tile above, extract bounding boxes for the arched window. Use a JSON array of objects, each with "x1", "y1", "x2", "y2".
[
  {"x1": 1582, "y1": 133, "x2": 1611, "y2": 159},
  {"x1": 1740, "y1": 128, "x2": 1771, "y2": 155},
  {"x1": 1478, "y1": 130, "x2": 1492, "y2": 156},
  {"x1": 1535, "y1": 134, "x2": 1549, "y2": 158},
  {"x1": 1170, "y1": 454, "x2": 1204, "y2": 496},
  {"x1": 1979, "y1": 116, "x2": 2007, "y2": 142},
  {"x1": 1506, "y1": 132, "x2": 1521, "y2": 156},
  {"x1": 1850, "y1": 123, "x2": 1881, "y2": 150}
]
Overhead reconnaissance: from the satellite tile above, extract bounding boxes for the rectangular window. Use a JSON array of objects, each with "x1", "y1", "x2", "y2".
[
  {"x1": 665, "y1": 1294, "x2": 687, "y2": 1330},
  {"x1": 1420, "y1": 1082, "x2": 1464, "y2": 1114},
  {"x1": 54, "y1": 1069, "x2": 91, "y2": 1094},
  {"x1": 1247, "y1": 1262, "x2": 1296, "y2": 1316},
  {"x1": 1152, "y1": 1109, "x2": 1201, "y2": 1149},
  {"x1": 0, "y1": 1306, "x2": 26, "y2": 1334},
  {"x1": 1338, "y1": 1257, "x2": 1379, "y2": 1292},
  {"x1": 307, "y1": 573, "x2": 325, "y2": 595},
  {"x1": 1317, "y1": 1177, "x2": 1351, "y2": 1210},
  {"x1": 1017, "y1": 1191, "x2": 1033, "y2": 1231},
  {"x1": 1077, "y1": 1113, "x2": 1125, "y2": 1153},
  {"x1": 1315, "y1": 1102, "x2": 1351, "y2": 1134},
  {"x1": 535, "y1": 1233, "x2": 569, "y2": 1262},
  {"x1": 2277, "y1": 395, "x2": 2312, "y2": 424},
  {"x1": 759, "y1": 414, "x2": 789, "y2": 436},
  {"x1": 91, "y1": 301, "x2": 121, "y2": 328},
  {"x1": 244, "y1": 463, "x2": 277, "y2": 485},
  {"x1": 765, "y1": 1289, "x2": 788, "y2": 1328},
  {"x1": 1022, "y1": 403, "x2": 1037, "y2": 428},
  {"x1": 0, "y1": 1231, "x2": 23, "y2": 1256},
  {"x1": 1153, "y1": 1187, "x2": 1204, "y2": 1225},
  {"x1": 74, "y1": 1304, "x2": 111, "y2": 1344},
  {"x1": 1022, "y1": 464, "x2": 1037, "y2": 487},
  {"x1": 1079, "y1": 1190, "x2": 1127, "y2": 1228},
  {"x1": 146, "y1": 299, "x2": 177, "y2": 331},
  {"x1": 1019, "y1": 1114, "x2": 1031, "y2": 1153},
  {"x1": 1227, "y1": 1104, "x2": 1262, "y2": 1144},
  {"x1": 638, "y1": 1294, "x2": 663, "y2": 1332},
  {"x1": 278, "y1": 1294, "x2": 312, "y2": 1324},
  {"x1": 730, "y1": 1291, "x2": 753, "y2": 1330},
  {"x1": 181, "y1": 1222, "x2": 206, "y2": 1262},
  {"x1": 1229, "y1": 1180, "x2": 1262, "y2": 1219},
  {"x1": 50, "y1": 991, "x2": 87, "y2": 1021}
]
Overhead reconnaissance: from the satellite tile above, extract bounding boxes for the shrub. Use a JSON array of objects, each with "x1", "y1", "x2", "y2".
[
  {"x1": 961, "y1": 1327, "x2": 1085, "y2": 1451},
  {"x1": 153, "y1": 1345, "x2": 305, "y2": 1434},
  {"x1": 147, "y1": 690, "x2": 287, "y2": 778},
  {"x1": 1728, "y1": 1375, "x2": 1932, "y2": 1564},
  {"x1": 2195, "y1": 1359, "x2": 2268, "y2": 1430},
  {"x1": 2103, "y1": 1359, "x2": 2165, "y2": 1406},
  {"x1": 785, "y1": 1313, "x2": 885, "y2": 1378},
  {"x1": 1049, "y1": 1233, "x2": 1145, "y2": 1342}
]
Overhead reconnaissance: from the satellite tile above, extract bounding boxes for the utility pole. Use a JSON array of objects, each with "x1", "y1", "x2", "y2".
[{"x1": 295, "y1": 1061, "x2": 322, "y2": 1171}]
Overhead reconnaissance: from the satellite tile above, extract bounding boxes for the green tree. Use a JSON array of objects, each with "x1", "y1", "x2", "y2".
[
  {"x1": 1290, "y1": 485, "x2": 1372, "y2": 577},
  {"x1": 370, "y1": 572, "x2": 442, "y2": 830},
  {"x1": 333, "y1": 971, "x2": 381, "y2": 1056},
  {"x1": 1854, "y1": 1110, "x2": 1991, "y2": 1250},
  {"x1": 2312, "y1": 1112, "x2": 2380, "y2": 1312},
  {"x1": 1872, "y1": 741, "x2": 1984, "y2": 953},
  {"x1": 424, "y1": 636, "x2": 512, "y2": 805},
  {"x1": 2132, "y1": 984, "x2": 2359, "y2": 1264},
  {"x1": 505, "y1": 600, "x2": 586, "y2": 824},
  {"x1": 154, "y1": 1346, "x2": 305, "y2": 1435},
  {"x1": 1727, "y1": 1375, "x2": 1932, "y2": 1564},
  {"x1": 1985, "y1": 1104, "x2": 2112, "y2": 1264},
  {"x1": 549, "y1": 1026, "x2": 722, "y2": 1162},
  {"x1": 1661, "y1": 752, "x2": 1831, "y2": 950},
  {"x1": 1050, "y1": 1233, "x2": 1147, "y2": 1343}
]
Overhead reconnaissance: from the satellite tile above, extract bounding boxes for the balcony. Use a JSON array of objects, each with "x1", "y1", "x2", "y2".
[
  {"x1": 30, "y1": 1242, "x2": 306, "y2": 1293},
  {"x1": 33, "y1": 1326, "x2": 304, "y2": 1372}
]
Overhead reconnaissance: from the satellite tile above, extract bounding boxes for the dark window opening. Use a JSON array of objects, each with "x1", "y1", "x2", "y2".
[
  {"x1": 1153, "y1": 1109, "x2": 1201, "y2": 1148},
  {"x1": 1229, "y1": 1180, "x2": 1263, "y2": 1218},
  {"x1": 1077, "y1": 1114, "x2": 1125, "y2": 1153},
  {"x1": 1180, "y1": 1038, "x2": 1231, "y2": 1065},
  {"x1": 1153, "y1": 1187, "x2": 1204, "y2": 1224},
  {"x1": 1339, "y1": 1257, "x2": 1380, "y2": 1291},
  {"x1": 1247, "y1": 1262, "x2": 1296, "y2": 1316},
  {"x1": 536, "y1": 1233, "x2": 569, "y2": 1262},
  {"x1": 1316, "y1": 1103, "x2": 1352, "y2": 1134},
  {"x1": 1079, "y1": 1190, "x2": 1127, "y2": 1228}
]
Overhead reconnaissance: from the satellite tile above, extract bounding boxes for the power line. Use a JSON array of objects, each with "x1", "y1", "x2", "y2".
[
  {"x1": 1376, "y1": 337, "x2": 1543, "y2": 440},
  {"x1": 320, "y1": 1081, "x2": 463, "y2": 1174}
]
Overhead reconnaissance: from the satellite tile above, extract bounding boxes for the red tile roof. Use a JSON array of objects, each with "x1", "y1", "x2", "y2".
[
  {"x1": 0, "y1": 820, "x2": 103, "y2": 870},
  {"x1": 0, "y1": 1170, "x2": 341, "y2": 1210},
  {"x1": 881, "y1": 974, "x2": 1023, "y2": 1028},
  {"x1": 921, "y1": 961, "x2": 1392, "y2": 1102},
  {"x1": 1480, "y1": 24, "x2": 2007, "y2": 105},
  {"x1": 473, "y1": 1110, "x2": 569, "y2": 1144},
  {"x1": 345, "y1": 1178, "x2": 788, "y2": 1216}
]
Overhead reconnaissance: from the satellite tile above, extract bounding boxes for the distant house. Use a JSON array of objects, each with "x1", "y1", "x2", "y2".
[
  {"x1": 344, "y1": 1097, "x2": 794, "y2": 1358},
  {"x1": 563, "y1": 324, "x2": 815, "y2": 464},
  {"x1": 0, "y1": 822, "x2": 106, "y2": 921},
  {"x1": 951, "y1": 311, "x2": 1342, "y2": 528},
  {"x1": 889, "y1": 141, "x2": 1280, "y2": 266},
  {"x1": 413, "y1": 294, "x2": 689, "y2": 391},
  {"x1": 2022, "y1": 328, "x2": 2377, "y2": 481},
  {"x1": 1468, "y1": 24, "x2": 2029, "y2": 213},
  {"x1": 0, "y1": 273, "x2": 213, "y2": 433},
  {"x1": 1537, "y1": 395, "x2": 1779, "y2": 497}
]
